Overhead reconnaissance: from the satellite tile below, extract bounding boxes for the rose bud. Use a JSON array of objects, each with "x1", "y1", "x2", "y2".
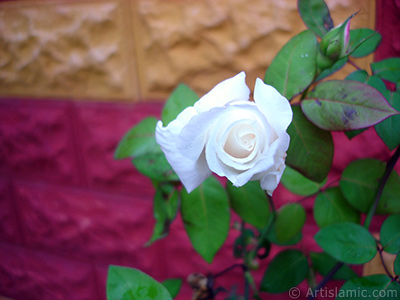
[
  {"x1": 317, "y1": 15, "x2": 353, "y2": 71},
  {"x1": 156, "y1": 72, "x2": 293, "y2": 195}
]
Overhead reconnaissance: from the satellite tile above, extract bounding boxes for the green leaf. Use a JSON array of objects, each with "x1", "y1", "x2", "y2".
[
  {"x1": 115, "y1": 117, "x2": 159, "y2": 159},
  {"x1": 380, "y1": 215, "x2": 400, "y2": 254},
  {"x1": 132, "y1": 152, "x2": 179, "y2": 182},
  {"x1": 371, "y1": 58, "x2": 400, "y2": 84},
  {"x1": 376, "y1": 169, "x2": 400, "y2": 215},
  {"x1": 281, "y1": 166, "x2": 326, "y2": 196},
  {"x1": 345, "y1": 70, "x2": 387, "y2": 94},
  {"x1": 310, "y1": 252, "x2": 358, "y2": 280},
  {"x1": 261, "y1": 249, "x2": 309, "y2": 293},
  {"x1": 266, "y1": 223, "x2": 303, "y2": 246},
  {"x1": 345, "y1": 70, "x2": 369, "y2": 82},
  {"x1": 340, "y1": 159, "x2": 400, "y2": 214},
  {"x1": 336, "y1": 274, "x2": 400, "y2": 300},
  {"x1": 344, "y1": 128, "x2": 367, "y2": 140},
  {"x1": 226, "y1": 181, "x2": 270, "y2": 228},
  {"x1": 286, "y1": 106, "x2": 333, "y2": 182},
  {"x1": 181, "y1": 176, "x2": 230, "y2": 263},
  {"x1": 161, "y1": 84, "x2": 199, "y2": 127},
  {"x1": 297, "y1": 0, "x2": 334, "y2": 38},
  {"x1": 394, "y1": 254, "x2": 400, "y2": 275},
  {"x1": 146, "y1": 184, "x2": 180, "y2": 246},
  {"x1": 348, "y1": 29, "x2": 382, "y2": 58},
  {"x1": 115, "y1": 117, "x2": 179, "y2": 181},
  {"x1": 302, "y1": 80, "x2": 398, "y2": 131},
  {"x1": 107, "y1": 265, "x2": 172, "y2": 300},
  {"x1": 162, "y1": 279, "x2": 182, "y2": 299},
  {"x1": 344, "y1": 71, "x2": 387, "y2": 139},
  {"x1": 314, "y1": 222, "x2": 377, "y2": 264},
  {"x1": 313, "y1": 187, "x2": 360, "y2": 228},
  {"x1": 264, "y1": 30, "x2": 317, "y2": 101},
  {"x1": 275, "y1": 203, "x2": 306, "y2": 243},
  {"x1": 340, "y1": 159, "x2": 382, "y2": 213},
  {"x1": 375, "y1": 91, "x2": 400, "y2": 150}
]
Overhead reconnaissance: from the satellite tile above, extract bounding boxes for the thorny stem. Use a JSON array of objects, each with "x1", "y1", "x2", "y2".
[
  {"x1": 377, "y1": 245, "x2": 396, "y2": 281},
  {"x1": 307, "y1": 262, "x2": 344, "y2": 300},
  {"x1": 307, "y1": 145, "x2": 400, "y2": 300},
  {"x1": 213, "y1": 263, "x2": 258, "y2": 299},
  {"x1": 364, "y1": 145, "x2": 400, "y2": 230},
  {"x1": 213, "y1": 263, "x2": 245, "y2": 279},
  {"x1": 347, "y1": 59, "x2": 362, "y2": 71}
]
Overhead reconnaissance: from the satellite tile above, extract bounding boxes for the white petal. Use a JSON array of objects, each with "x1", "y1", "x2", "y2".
[
  {"x1": 194, "y1": 72, "x2": 250, "y2": 113},
  {"x1": 156, "y1": 121, "x2": 211, "y2": 192},
  {"x1": 177, "y1": 107, "x2": 224, "y2": 161},
  {"x1": 234, "y1": 139, "x2": 281, "y2": 186},
  {"x1": 254, "y1": 78, "x2": 293, "y2": 135},
  {"x1": 162, "y1": 106, "x2": 198, "y2": 136},
  {"x1": 261, "y1": 170, "x2": 282, "y2": 196},
  {"x1": 260, "y1": 158, "x2": 286, "y2": 196}
]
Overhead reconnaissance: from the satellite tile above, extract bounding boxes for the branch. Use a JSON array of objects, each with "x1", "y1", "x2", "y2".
[
  {"x1": 364, "y1": 145, "x2": 400, "y2": 230},
  {"x1": 307, "y1": 145, "x2": 400, "y2": 300}
]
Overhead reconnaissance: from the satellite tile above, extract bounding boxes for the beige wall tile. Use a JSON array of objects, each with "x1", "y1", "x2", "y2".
[
  {"x1": 0, "y1": 0, "x2": 139, "y2": 101},
  {"x1": 0, "y1": 0, "x2": 375, "y2": 101},
  {"x1": 133, "y1": 0, "x2": 375, "y2": 100}
]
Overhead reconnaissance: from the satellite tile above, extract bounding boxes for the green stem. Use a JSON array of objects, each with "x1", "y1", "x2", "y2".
[
  {"x1": 244, "y1": 274, "x2": 250, "y2": 300},
  {"x1": 256, "y1": 194, "x2": 276, "y2": 251},
  {"x1": 244, "y1": 271, "x2": 259, "y2": 298}
]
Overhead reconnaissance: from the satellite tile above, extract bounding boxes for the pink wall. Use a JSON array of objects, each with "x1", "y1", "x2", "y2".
[{"x1": 0, "y1": 1, "x2": 399, "y2": 300}]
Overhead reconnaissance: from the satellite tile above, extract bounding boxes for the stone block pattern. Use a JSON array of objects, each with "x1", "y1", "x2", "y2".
[
  {"x1": 0, "y1": 0, "x2": 374, "y2": 101},
  {"x1": 0, "y1": 99, "x2": 79, "y2": 184},
  {"x1": 0, "y1": 0, "x2": 138, "y2": 100},
  {"x1": 133, "y1": 0, "x2": 374, "y2": 99}
]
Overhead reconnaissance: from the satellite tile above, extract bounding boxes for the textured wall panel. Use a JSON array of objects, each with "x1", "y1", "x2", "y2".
[
  {"x1": 15, "y1": 181, "x2": 162, "y2": 266},
  {"x1": 74, "y1": 101, "x2": 162, "y2": 194},
  {"x1": 0, "y1": 243, "x2": 98, "y2": 300},
  {"x1": 0, "y1": 99, "x2": 80, "y2": 184},
  {"x1": 133, "y1": 0, "x2": 375, "y2": 99},
  {"x1": 0, "y1": 0, "x2": 138, "y2": 100},
  {"x1": 0, "y1": 0, "x2": 374, "y2": 101},
  {"x1": 0, "y1": 179, "x2": 21, "y2": 244}
]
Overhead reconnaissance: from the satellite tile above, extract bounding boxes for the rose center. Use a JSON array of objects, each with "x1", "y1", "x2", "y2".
[{"x1": 223, "y1": 124, "x2": 257, "y2": 159}]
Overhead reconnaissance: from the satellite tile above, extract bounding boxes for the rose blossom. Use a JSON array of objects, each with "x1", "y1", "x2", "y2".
[{"x1": 155, "y1": 72, "x2": 293, "y2": 195}]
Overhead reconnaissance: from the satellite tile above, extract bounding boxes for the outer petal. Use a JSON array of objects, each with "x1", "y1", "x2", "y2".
[
  {"x1": 156, "y1": 121, "x2": 211, "y2": 192},
  {"x1": 194, "y1": 72, "x2": 250, "y2": 113},
  {"x1": 254, "y1": 78, "x2": 293, "y2": 135},
  {"x1": 260, "y1": 166, "x2": 285, "y2": 196},
  {"x1": 177, "y1": 107, "x2": 225, "y2": 161}
]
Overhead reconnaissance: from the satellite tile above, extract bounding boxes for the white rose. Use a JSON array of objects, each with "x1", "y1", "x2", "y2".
[{"x1": 156, "y1": 72, "x2": 293, "y2": 195}]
